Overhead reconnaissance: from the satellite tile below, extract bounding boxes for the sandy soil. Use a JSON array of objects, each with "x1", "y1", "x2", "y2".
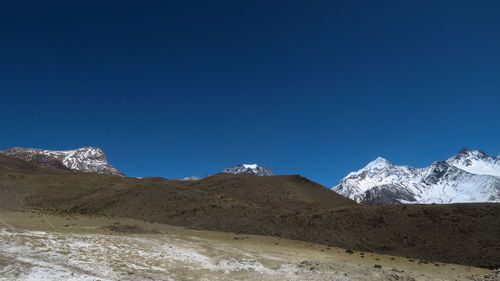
[{"x1": 0, "y1": 211, "x2": 497, "y2": 281}]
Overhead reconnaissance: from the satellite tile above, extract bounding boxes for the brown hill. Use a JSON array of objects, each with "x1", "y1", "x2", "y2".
[{"x1": 0, "y1": 154, "x2": 499, "y2": 269}]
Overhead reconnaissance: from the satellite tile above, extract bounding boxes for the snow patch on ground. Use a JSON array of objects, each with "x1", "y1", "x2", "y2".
[{"x1": 0, "y1": 228, "x2": 305, "y2": 280}]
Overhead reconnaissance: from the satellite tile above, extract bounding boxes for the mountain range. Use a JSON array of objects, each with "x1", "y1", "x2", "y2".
[
  {"x1": 0, "y1": 147, "x2": 275, "y2": 179},
  {"x1": 1, "y1": 146, "x2": 498, "y2": 204},
  {"x1": 332, "y1": 148, "x2": 500, "y2": 204}
]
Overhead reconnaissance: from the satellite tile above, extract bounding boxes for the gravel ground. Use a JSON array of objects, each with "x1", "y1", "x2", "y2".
[{"x1": 0, "y1": 211, "x2": 496, "y2": 281}]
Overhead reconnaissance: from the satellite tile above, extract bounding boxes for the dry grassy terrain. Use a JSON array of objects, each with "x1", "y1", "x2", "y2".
[
  {"x1": 0, "y1": 154, "x2": 499, "y2": 269},
  {"x1": 0, "y1": 211, "x2": 496, "y2": 281}
]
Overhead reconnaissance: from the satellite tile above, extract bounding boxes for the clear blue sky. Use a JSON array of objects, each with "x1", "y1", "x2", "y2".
[{"x1": 1, "y1": 1, "x2": 499, "y2": 186}]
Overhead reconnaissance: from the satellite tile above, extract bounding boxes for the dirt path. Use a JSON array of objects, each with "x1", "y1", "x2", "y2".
[{"x1": 0, "y1": 211, "x2": 496, "y2": 281}]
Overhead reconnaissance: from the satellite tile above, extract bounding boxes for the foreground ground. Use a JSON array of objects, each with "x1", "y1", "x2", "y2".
[{"x1": 0, "y1": 211, "x2": 496, "y2": 281}]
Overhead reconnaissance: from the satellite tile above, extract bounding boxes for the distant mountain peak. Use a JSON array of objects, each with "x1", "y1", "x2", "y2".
[
  {"x1": 365, "y1": 157, "x2": 391, "y2": 169},
  {"x1": 343, "y1": 156, "x2": 395, "y2": 179},
  {"x1": 223, "y1": 163, "x2": 274, "y2": 176},
  {"x1": 446, "y1": 148, "x2": 499, "y2": 177},
  {"x1": 0, "y1": 146, "x2": 124, "y2": 176},
  {"x1": 455, "y1": 148, "x2": 488, "y2": 160}
]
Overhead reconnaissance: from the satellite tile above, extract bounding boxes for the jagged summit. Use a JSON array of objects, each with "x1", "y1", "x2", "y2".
[
  {"x1": 363, "y1": 157, "x2": 391, "y2": 169},
  {"x1": 446, "y1": 148, "x2": 500, "y2": 177},
  {"x1": 223, "y1": 163, "x2": 274, "y2": 176},
  {"x1": 455, "y1": 148, "x2": 488, "y2": 160},
  {"x1": 0, "y1": 147, "x2": 124, "y2": 176},
  {"x1": 332, "y1": 149, "x2": 500, "y2": 204}
]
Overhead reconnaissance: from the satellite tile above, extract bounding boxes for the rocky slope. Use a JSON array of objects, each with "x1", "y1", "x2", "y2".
[
  {"x1": 332, "y1": 148, "x2": 500, "y2": 204},
  {"x1": 0, "y1": 147, "x2": 124, "y2": 176},
  {"x1": 223, "y1": 164, "x2": 274, "y2": 176}
]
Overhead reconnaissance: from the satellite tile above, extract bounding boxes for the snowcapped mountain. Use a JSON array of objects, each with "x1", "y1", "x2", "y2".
[
  {"x1": 223, "y1": 164, "x2": 274, "y2": 176},
  {"x1": 332, "y1": 148, "x2": 500, "y2": 204},
  {"x1": 182, "y1": 176, "x2": 201, "y2": 181},
  {"x1": 0, "y1": 147, "x2": 125, "y2": 176}
]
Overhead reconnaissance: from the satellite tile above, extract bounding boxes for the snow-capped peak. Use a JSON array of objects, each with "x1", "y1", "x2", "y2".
[
  {"x1": 365, "y1": 157, "x2": 390, "y2": 169},
  {"x1": 0, "y1": 146, "x2": 124, "y2": 176},
  {"x1": 182, "y1": 176, "x2": 201, "y2": 181},
  {"x1": 446, "y1": 148, "x2": 500, "y2": 177},
  {"x1": 454, "y1": 148, "x2": 488, "y2": 160},
  {"x1": 344, "y1": 156, "x2": 396, "y2": 179},
  {"x1": 223, "y1": 164, "x2": 274, "y2": 176}
]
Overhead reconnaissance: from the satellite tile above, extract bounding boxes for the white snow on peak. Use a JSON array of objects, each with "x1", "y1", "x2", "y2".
[
  {"x1": 344, "y1": 157, "x2": 394, "y2": 179},
  {"x1": 223, "y1": 164, "x2": 274, "y2": 176},
  {"x1": 446, "y1": 149, "x2": 500, "y2": 178},
  {"x1": 340, "y1": 157, "x2": 418, "y2": 196},
  {"x1": 183, "y1": 176, "x2": 201, "y2": 181},
  {"x1": 0, "y1": 147, "x2": 124, "y2": 176},
  {"x1": 365, "y1": 157, "x2": 390, "y2": 169}
]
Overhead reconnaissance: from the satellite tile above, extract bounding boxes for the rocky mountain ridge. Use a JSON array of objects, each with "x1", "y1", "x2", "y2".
[
  {"x1": 0, "y1": 147, "x2": 124, "y2": 176},
  {"x1": 223, "y1": 164, "x2": 274, "y2": 176}
]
